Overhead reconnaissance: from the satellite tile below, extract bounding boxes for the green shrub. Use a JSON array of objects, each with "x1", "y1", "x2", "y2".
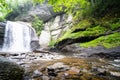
[
  {"x1": 32, "y1": 16, "x2": 44, "y2": 36},
  {"x1": 49, "y1": 40, "x2": 56, "y2": 48},
  {"x1": 5, "y1": 1, "x2": 32, "y2": 20},
  {"x1": 0, "y1": 0, "x2": 11, "y2": 21}
]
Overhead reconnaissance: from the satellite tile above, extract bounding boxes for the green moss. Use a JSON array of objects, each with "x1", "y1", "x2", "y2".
[
  {"x1": 48, "y1": 40, "x2": 56, "y2": 48},
  {"x1": 111, "y1": 19, "x2": 120, "y2": 30},
  {"x1": 59, "y1": 25, "x2": 107, "y2": 40},
  {"x1": 72, "y1": 26, "x2": 106, "y2": 38},
  {"x1": 56, "y1": 17, "x2": 120, "y2": 49},
  {"x1": 72, "y1": 19, "x2": 91, "y2": 30},
  {"x1": 58, "y1": 29, "x2": 72, "y2": 41},
  {"x1": 80, "y1": 32, "x2": 120, "y2": 48},
  {"x1": 100, "y1": 18, "x2": 120, "y2": 30}
]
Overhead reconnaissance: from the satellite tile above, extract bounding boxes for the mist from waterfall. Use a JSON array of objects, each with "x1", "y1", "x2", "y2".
[{"x1": 2, "y1": 21, "x2": 32, "y2": 53}]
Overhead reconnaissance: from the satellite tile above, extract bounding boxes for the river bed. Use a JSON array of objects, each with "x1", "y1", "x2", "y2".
[{"x1": 0, "y1": 52, "x2": 120, "y2": 80}]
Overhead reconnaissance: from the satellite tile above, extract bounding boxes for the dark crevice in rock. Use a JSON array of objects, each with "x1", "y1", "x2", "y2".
[
  {"x1": 90, "y1": 52, "x2": 120, "y2": 59},
  {"x1": 72, "y1": 28, "x2": 86, "y2": 33},
  {"x1": 54, "y1": 36, "x2": 100, "y2": 50},
  {"x1": 44, "y1": 12, "x2": 65, "y2": 23}
]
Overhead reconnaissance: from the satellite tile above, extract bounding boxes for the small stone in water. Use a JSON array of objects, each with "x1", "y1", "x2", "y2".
[
  {"x1": 64, "y1": 73, "x2": 69, "y2": 76},
  {"x1": 34, "y1": 70, "x2": 42, "y2": 75},
  {"x1": 114, "y1": 59, "x2": 120, "y2": 62},
  {"x1": 32, "y1": 70, "x2": 43, "y2": 78}
]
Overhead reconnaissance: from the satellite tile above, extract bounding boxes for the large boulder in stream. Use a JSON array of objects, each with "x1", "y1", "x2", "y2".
[{"x1": 0, "y1": 57, "x2": 24, "y2": 80}]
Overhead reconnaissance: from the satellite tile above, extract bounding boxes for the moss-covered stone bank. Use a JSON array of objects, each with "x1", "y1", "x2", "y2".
[{"x1": 54, "y1": 17, "x2": 120, "y2": 49}]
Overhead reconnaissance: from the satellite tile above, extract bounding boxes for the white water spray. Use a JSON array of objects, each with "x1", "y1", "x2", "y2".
[{"x1": 2, "y1": 21, "x2": 32, "y2": 52}]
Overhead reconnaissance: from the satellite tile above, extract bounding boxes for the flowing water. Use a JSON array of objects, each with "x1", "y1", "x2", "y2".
[{"x1": 1, "y1": 21, "x2": 32, "y2": 53}]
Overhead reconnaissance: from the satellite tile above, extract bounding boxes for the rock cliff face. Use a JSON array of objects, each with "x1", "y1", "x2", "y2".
[
  {"x1": 0, "y1": 22, "x2": 5, "y2": 48},
  {"x1": 39, "y1": 14, "x2": 73, "y2": 49},
  {"x1": 14, "y1": 4, "x2": 60, "y2": 22}
]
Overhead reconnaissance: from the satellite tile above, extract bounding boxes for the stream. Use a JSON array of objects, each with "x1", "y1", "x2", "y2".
[{"x1": 0, "y1": 51, "x2": 120, "y2": 80}]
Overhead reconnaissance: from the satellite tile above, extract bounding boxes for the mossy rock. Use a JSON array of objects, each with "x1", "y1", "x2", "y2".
[{"x1": 0, "y1": 57, "x2": 24, "y2": 80}]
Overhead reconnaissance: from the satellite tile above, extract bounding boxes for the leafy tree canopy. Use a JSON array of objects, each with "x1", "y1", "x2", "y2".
[
  {"x1": 0, "y1": 0, "x2": 10, "y2": 21},
  {"x1": 33, "y1": 0, "x2": 120, "y2": 19}
]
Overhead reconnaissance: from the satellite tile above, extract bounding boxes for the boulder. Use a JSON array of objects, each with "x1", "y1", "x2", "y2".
[
  {"x1": 60, "y1": 44, "x2": 120, "y2": 58},
  {"x1": 80, "y1": 46, "x2": 120, "y2": 58},
  {"x1": 0, "y1": 57, "x2": 24, "y2": 80},
  {"x1": 29, "y1": 26, "x2": 40, "y2": 50},
  {"x1": 47, "y1": 62, "x2": 70, "y2": 76}
]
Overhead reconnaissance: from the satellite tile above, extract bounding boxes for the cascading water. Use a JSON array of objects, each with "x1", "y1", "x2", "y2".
[{"x1": 2, "y1": 21, "x2": 32, "y2": 52}]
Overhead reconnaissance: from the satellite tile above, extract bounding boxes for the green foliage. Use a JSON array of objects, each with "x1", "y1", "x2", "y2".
[
  {"x1": 59, "y1": 24, "x2": 107, "y2": 41},
  {"x1": 0, "y1": 0, "x2": 32, "y2": 21},
  {"x1": 49, "y1": 40, "x2": 56, "y2": 48},
  {"x1": 71, "y1": 25, "x2": 106, "y2": 38},
  {"x1": 59, "y1": 19, "x2": 92, "y2": 41},
  {"x1": 32, "y1": 16, "x2": 44, "y2": 35},
  {"x1": 99, "y1": 18, "x2": 120, "y2": 31},
  {"x1": 80, "y1": 32, "x2": 120, "y2": 48},
  {"x1": 110, "y1": 18, "x2": 120, "y2": 30},
  {"x1": 59, "y1": 17, "x2": 120, "y2": 48},
  {"x1": 48, "y1": 0, "x2": 90, "y2": 12},
  {"x1": 32, "y1": 0, "x2": 91, "y2": 18},
  {"x1": 47, "y1": 0, "x2": 120, "y2": 20},
  {"x1": 48, "y1": 0, "x2": 120, "y2": 48},
  {"x1": 72, "y1": 19, "x2": 92, "y2": 30},
  {"x1": 0, "y1": 0, "x2": 11, "y2": 21},
  {"x1": 5, "y1": 0, "x2": 32, "y2": 20},
  {"x1": 91, "y1": 0, "x2": 120, "y2": 18}
]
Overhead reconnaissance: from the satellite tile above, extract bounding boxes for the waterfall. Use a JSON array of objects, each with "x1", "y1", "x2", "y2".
[{"x1": 2, "y1": 21, "x2": 32, "y2": 52}]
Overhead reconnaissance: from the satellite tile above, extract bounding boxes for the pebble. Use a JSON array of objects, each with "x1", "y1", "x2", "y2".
[
  {"x1": 42, "y1": 75, "x2": 50, "y2": 80},
  {"x1": 32, "y1": 70, "x2": 43, "y2": 78}
]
